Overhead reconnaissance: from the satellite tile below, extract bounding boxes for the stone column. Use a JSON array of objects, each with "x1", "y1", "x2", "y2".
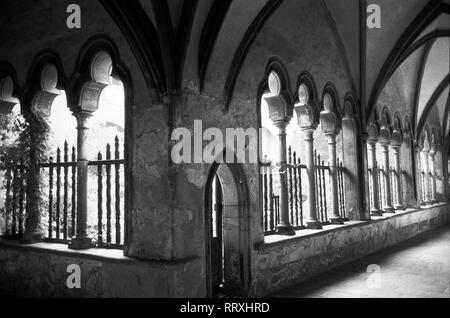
[
  {"x1": 304, "y1": 129, "x2": 322, "y2": 228},
  {"x1": 69, "y1": 111, "x2": 93, "y2": 249},
  {"x1": 428, "y1": 148, "x2": 437, "y2": 204},
  {"x1": 415, "y1": 146, "x2": 423, "y2": 206},
  {"x1": 327, "y1": 133, "x2": 343, "y2": 223},
  {"x1": 367, "y1": 138, "x2": 382, "y2": 216},
  {"x1": 342, "y1": 114, "x2": 367, "y2": 221},
  {"x1": 379, "y1": 141, "x2": 395, "y2": 213},
  {"x1": 401, "y1": 133, "x2": 415, "y2": 208},
  {"x1": 264, "y1": 93, "x2": 295, "y2": 236},
  {"x1": 390, "y1": 140, "x2": 405, "y2": 210},
  {"x1": 443, "y1": 138, "x2": 450, "y2": 202},
  {"x1": 295, "y1": 102, "x2": 321, "y2": 229},
  {"x1": 390, "y1": 129, "x2": 405, "y2": 210},
  {"x1": 320, "y1": 110, "x2": 343, "y2": 224},
  {"x1": 21, "y1": 91, "x2": 57, "y2": 244},
  {"x1": 421, "y1": 149, "x2": 431, "y2": 205},
  {"x1": 274, "y1": 121, "x2": 295, "y2": 235},
  {"x1": 21, "y1": 116, "x2": 43, "y2": 243}
]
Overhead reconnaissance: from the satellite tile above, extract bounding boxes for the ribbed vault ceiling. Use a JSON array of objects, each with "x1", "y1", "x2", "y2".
[
  {"x1": 417, "y1": 37, "x2": 449, "y2": 128},
  {"x1": 0, "y1": 0, "x2": 448, "y2": 134},
  {"x1": 369, "y1": 1, "x2": 449, "y2": 139}
]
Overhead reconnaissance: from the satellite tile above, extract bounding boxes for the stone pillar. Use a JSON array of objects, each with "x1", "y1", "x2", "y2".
[
  {"x1": 367, "y1": 138, "x2": 382, "y2": 216},
  {"x1": 342, "y1": 114, "x2": 367, "y2": 221},
  {"x1": 421, "y1": 149, "x2": 432, "y2": 205},
  {"x1": 21, "y1": 116, "x2": 43, "y2": 244},
  {"x1": 327, "y1": 133, "x2": 343, "y2": 223},
  {"x1": 274, "y1": 121, "x2": 294, "y2": 235},
  {"x1": 21, "y1": 90, "x2": 57, "y2": 244},
  {"x1": 428, "y1": 148, "x2": 437, "y2": 204},
  {"x1": 401, "y1": 133, "x2": 415, "y2": 208},
  {"x1": 390, "y1": 128, "x2": 405, "y2": 211},
  {"x1": 69, "y1": 111, "x2": 93, "y2": 249},
  {"x1": 264, "y1": 93, "x2": 295, "y2": 236},
  {"x1": 443, "y1": 138, "x2": 450, "y2": 202},
  {"x1": 415, "y1": 145, "x2": 425, "y2": 208},
  {"x1": 379, "y1": 141, "x2": 395, "y2": 213},
  {"x1": 295, "y1": 102, "x2": 321, "y2": 229},
  {"x1": 360, "y1": 135, "x2": 372, "y2": 221},
  {"x1": 320, "y1": 110, "x2": 343, "y2": 224},
  {"x1": 391, "y1": 146, "x2": 405, "y2": 210},
  {"x1": 304, "y1": 129, "x2": 322, "y2": 228}
]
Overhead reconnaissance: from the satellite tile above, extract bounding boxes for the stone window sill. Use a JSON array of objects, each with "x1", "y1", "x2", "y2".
[
  {"x1": 0, "y1": 240, "x2": 196, "y2": 268},
  {"x1": 0, "y1": 240, "x2": 129, "y2": 262},
  {"x1": 260, "y1": 202, "x2": 449, "y2": 250}
]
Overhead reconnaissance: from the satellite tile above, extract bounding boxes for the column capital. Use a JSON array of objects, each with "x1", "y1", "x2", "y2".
[
  {"x1": 326, "y1": 131, "x2": 338, "y2": 139},
  {"x1": 294, "y1": 101, "x2": 319, "y2": 130},
  {"x1": 303, "y1": 128, "x2": 315, "y2": 140},
  {"x1": 390, "y1": 144, "x2": 401, "y2": 152},
  {"x1": 390, "y1": 129, "x2": 403, "y2": 148},
  {"x1": 415, "y1": 144, "x2": 423, "y2": 153},
  {"x1": 31, "y1": 91, "x2": 58, "y2": 118},
  {"x1": 428, "y1": 146, "x2": 437, "y2": 156},
  {"x1": 320, "y1": 110, "x2": 341, "y2": 135},
  {"x1": 367, "y1": 138, "x2": 378, "y2": 146},
  {"x1": 326, "y1": 132, "x2": 338, "y2": 146},
  {"x1": 379, "y1": 125, "x2": 391, "y2": 146},
  {"x1": 361, "y1": 131, "x2": 369, "y2": 143},
  {"x1": 367, "y1": 121, "x2": 380, "y2": 144},
  {"x1": 379, "y1": 138, "x2": 390, "y2": 147},
  {"x1": 72, "y1": 109, "x2": 93, "y2": 120},
  {"x1": 72, "y1": 110, "x2": 93, "y2": 128},
  {"x1": 272, "y1": 120, "x2": 289, "y2": 131},
  {"x1": 379, "y1": 141, "x2": 390, "y2": 150},
  {"x1": 264, "y1": 94, "x2": 293, "y2": 124}
]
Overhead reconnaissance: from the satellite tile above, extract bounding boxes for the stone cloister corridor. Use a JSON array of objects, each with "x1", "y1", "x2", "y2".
[
  {"x1": 0, "y1": 0, "x2": 449, "y2": 301},
  {"x1": 273, "y1": 224, "x2": 450, "y2": 298}
]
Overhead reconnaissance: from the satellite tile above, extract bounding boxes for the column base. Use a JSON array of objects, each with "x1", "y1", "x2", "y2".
[
  {"x1": 275, "y1": 225, "x2": 296, "y2": 236},
  {"x1": 330, "y1": 217, "x2": 344, "y2": 225},
  {"x1": 395, "y1": 205, "x2": 406, "y2": 210},
  {"x1": 20, "y1": 231, "x2": 43, "y2": 244},
  {"x1": 383, "y1": 206, "x2": 395, "y2": 213},
  {"x1": 306, "y1": 220, "x2": 323, "y2": 230},
  {"x1": 371, "y1": 209, "x2": 383, "y2": 217},
  {"x1": 69, "y1": 237, "x2": 93, "y2": 250}
]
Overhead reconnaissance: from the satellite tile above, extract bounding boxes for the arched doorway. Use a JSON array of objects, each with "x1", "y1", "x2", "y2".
[{"x1": 204, "y1": 161, "x2": 250, "y2": 298}]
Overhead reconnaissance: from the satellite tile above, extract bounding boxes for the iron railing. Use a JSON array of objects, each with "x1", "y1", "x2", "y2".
[
  {"x1": 368, "y1": 166, "x2": 401, "y2": 212},
  {"x1": 262, "y1": 146, "x2": 347, "y2": 235},
  {"x1": 42, "y1": 143, "x2": 77, "y2": 242},
  {"x1": 0, "y1": 136, "x2": 125, "y2": 248},
  {"x1": 1, "y1": 162, "x2": 26, "y2": 239}
]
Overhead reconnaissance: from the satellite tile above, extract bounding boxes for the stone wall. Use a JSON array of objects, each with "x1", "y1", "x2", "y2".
[
  {"x1": 169, "y1": 0, "x2": 357, "y2": 280},
  {"x1": 250, "y1": 203, "x2": 450, "y2": 296},
  {"x1": 0, "y1": 0, "x2": 172, "y2": 261},
  {"x1": 0, "y1": 242, "x2": 204, "y2": 298},
  {"x1": 1, "y1": 0, "x2": 448, "y2": 299},
  {"x1": 0, "y1": 204, "x2": 448, "y2": 297}
]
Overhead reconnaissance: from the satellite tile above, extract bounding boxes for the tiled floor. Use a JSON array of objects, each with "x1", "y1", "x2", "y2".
[{"x1": 272, "y1": 225, "x2": 450, "y2": 298}]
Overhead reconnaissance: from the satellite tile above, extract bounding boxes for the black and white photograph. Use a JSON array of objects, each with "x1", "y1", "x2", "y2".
[{"x1": 0, "y1": 0, "x2": 449, "y2": 304}]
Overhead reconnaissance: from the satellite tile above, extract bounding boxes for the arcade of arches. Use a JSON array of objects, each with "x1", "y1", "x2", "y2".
[{"x1": 0, "y1": 0, "x2": 449, "y2": 297}]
